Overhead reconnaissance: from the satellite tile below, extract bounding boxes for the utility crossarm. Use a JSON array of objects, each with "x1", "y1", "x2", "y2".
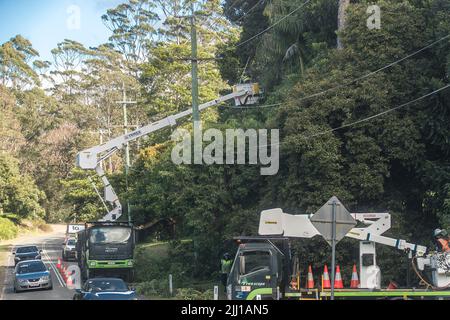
[
  {"x1": 76, "y1": 86, "x2": 260, "y2": 222},
  {"x1": 258, "y1": 209, "x2": 427, "y2": 256}
]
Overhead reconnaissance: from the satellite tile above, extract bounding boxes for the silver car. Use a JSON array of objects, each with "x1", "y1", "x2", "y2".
[
  {"x1": 62, "y1": 238, "x2": 77, "y2": 261},
  {"x1": 13, "y1": 260, "x2": 53, "y2": 293}
]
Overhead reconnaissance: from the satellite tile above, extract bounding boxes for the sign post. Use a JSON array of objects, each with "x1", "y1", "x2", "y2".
[
  {"x1": 310, "y1": 196, "x2": 357, "y2": 300},
  {"x1": 330, "y1": 199, "x2": 337, "y2": 300}
]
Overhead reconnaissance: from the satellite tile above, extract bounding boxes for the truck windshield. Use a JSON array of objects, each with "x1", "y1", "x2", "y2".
[
  {"x1": 89, "y1": 227, "x2": 131, "y2": 244},
  {"x1": 238, "y1": 251, "x2": 271, "y2": 284}
]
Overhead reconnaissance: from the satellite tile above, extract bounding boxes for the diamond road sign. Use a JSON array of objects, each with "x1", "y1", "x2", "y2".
[{"x1": 310, "y1": 196, "x2": 357, "y2": 246}]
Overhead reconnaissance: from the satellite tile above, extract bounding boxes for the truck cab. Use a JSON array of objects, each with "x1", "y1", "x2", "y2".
[
  {"x1": 227, "y1": 237, "x2": 291, "y2": 300},
  {"x1": 76, "y1": 222, "x2": 135, "y2": 282}
]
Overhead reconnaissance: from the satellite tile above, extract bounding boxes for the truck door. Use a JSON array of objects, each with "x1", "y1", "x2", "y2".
[{"x1": 229, "y1": 249, "x2": 277, "y2": 299}]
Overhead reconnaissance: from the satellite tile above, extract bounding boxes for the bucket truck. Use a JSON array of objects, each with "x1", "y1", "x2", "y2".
[
  {"x1": 75, "y1": 84, "x2": 260, "y2": 281},
  {"x1": 227, "y1": 201, "x2": 450, "y2": 300}
]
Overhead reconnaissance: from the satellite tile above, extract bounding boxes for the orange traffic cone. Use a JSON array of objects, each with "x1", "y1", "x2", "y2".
[
  {"x1": 61, "y1": 264, "x2": 67, "y2": 281},
  {"x1": 334, "y1": 265, "x2": 344, "y2": 289},
  {"x1": 387, "y1": 280, "x2": 398, "y2": 290},
  {"x1": 66, "y1": 274, "x2": 73, "y2": 286},
  {"x1": 306, "y1": 265, "x2": 315, "y2": 289},
  {"x1": 322, "y1": 265, "x2": 331, "y2": 289},
  {"x1": 350, "y1": 264, "x2": 359, "y2": 288},
  {"x1": 56, "y1": 258, "x2": 61, "y2": 270}
]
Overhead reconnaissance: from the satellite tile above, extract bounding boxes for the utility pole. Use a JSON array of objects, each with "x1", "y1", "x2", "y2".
[
  {"x1": 116, "y1": 83, "x2": 137, "y2": 224},
  {"x1": 190, "y1": 2, "x2": 200, "y2": 124},
  {"x1": 175, "y1": 3, "x2": 213, "y2": 125}
]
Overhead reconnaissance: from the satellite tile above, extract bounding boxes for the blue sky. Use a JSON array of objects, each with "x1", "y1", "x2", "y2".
[{"x1": 0, "y1": 0, "x2": 124, "y2": 62}]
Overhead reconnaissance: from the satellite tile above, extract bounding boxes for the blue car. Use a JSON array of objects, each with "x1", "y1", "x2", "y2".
[
  {"x1": 73, "y1": 278, "x2": 137, "y2": 300},
  {"x1": 14, "y1": 260, "x2": 53, "y2": 293}
]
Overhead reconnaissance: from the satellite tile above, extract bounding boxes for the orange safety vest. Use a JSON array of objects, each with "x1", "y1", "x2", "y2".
[{"x1": 437, "y1": 238, "x2": 450, "y2": 252}]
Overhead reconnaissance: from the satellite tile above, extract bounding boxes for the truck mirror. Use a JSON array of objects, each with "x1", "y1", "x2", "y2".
[{"x1": 239, "y1": 255, "x2": 245, "y2": 275}]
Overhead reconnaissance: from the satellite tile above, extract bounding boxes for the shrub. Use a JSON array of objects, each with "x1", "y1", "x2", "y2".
[
  {"x1": 0, "y1": 217, "x2": 18, "y2": 240},
  {"x1": 175, "y1": 288, "x2": 213, "y2": 300},
  {"x1": 136, "y1": 279, "x2": 170, "y2": 297}
]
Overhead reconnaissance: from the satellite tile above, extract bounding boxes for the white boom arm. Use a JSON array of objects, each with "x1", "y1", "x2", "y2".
[
  {"x1": 258, "y1": 208, "x2": 427, "y2": 256},
  {"x1": 76, "y1": 86, "x2": 260, "y2": 221}
]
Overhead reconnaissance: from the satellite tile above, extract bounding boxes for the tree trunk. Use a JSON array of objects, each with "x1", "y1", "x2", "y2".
[{"x1": 337, "y1": 0, "x2": 350, "y2": 49}]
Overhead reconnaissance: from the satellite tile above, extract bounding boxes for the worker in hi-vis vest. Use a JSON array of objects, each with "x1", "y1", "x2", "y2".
[
  {"x1": 434, "y1": 229, "x2": 450, "y2": 252},
  {"x1": 220, "y1": 253, "x2": 232, "y2": 292}
]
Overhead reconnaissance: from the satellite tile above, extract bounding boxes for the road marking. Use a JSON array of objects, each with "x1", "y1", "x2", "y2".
[
  {"x1": 0, "y1": 246, "x2": 13, "y2": 300},
  {"x1": 42, "y1": 240, "x2": 66, "y2": 288}
]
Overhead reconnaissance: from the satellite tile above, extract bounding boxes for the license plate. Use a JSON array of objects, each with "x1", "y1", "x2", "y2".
[
  {"x1": 108, "y1": 261, "x2": 115, "y2": 265},
  {"x1": 29, "y1": 283, "x2": 40, "y2": 287}
]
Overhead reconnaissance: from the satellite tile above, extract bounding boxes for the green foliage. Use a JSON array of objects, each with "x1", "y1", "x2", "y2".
[
  {"x1": 175, "y1": 288, "x2": 213, "y2": 300},
  {"x1": 0, "y1": 35, "x2": 40, "y2": 88},
  {"x1": 0, "y1": 0, "x2": 449, "y2": 291},
  {"x1": 0, "y1": 217, "x2": 18, "y2": 240},
  {"x1": 0, "y1": 154, "x2": 45, "y2": 219},
  {"x1": 136, "y1": 279, "x2": 171, "y2": 297},
  {"x1": 60, "y1": 168, "x2": 105, "y2": 222}
]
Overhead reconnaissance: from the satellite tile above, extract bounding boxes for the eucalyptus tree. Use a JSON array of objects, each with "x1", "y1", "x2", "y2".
[{"x1": 0, "y1": 35, "x2": 41, "y2": 89}]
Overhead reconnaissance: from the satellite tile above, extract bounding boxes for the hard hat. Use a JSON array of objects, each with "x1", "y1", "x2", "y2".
[{"x1": 434, "y1": 228, "x2": 444, "y2": 238}]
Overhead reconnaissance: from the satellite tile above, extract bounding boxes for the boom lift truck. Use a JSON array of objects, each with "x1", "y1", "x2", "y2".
[
  {"x1": 75, "y1": 85, "x2": 260, "y2": 281},
  {"x1": 227, "y1": 204, "x2": 450, "y2": 300}
]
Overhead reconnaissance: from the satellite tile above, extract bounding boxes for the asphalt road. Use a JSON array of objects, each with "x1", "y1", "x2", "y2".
[{"x1": 1, "y1": 230, "x2": 76, "y2": 300}]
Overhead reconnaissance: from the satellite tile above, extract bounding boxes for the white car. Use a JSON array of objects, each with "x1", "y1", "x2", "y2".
[{"x1": 62, "y1": 238, "x2": 77, "y2": 261}]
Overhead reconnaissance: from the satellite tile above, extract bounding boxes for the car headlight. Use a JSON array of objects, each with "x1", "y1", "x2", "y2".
[
  {"x1": 35, "y1": 255, "x2": 41, "y2": 259},
  {"x1": 89, "y1": 261, "x2": 96, "y2": 267},
  {"x1": 18, "y1": 279, "x2": 28, "y2": 283},
  {"x1": 14, "y1": 257, "x2": 20, "y2": 261},
  {"x1": 41, "y1": 275, "x2": 50, "y2": 281},
  {"x1": 127, "y1": 260, "x2": 133, "y2": 266}
]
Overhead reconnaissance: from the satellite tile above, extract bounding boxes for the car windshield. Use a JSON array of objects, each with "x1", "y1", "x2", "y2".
[
  {"x1": 89, "y1": 227, "x2": 131, "y2": 244},
  {"x1": 86, "y1": 279, "x2": 128, "y2": 292},
  {"x1": 16, "y1": 246, "x2": 38, "y2": 254},
  {"x1": 67, "y1": 239, "x2": 76, "y2": 246},
  {"x1": 17, "y1": 261, "x2": 46, "y2": 274}
]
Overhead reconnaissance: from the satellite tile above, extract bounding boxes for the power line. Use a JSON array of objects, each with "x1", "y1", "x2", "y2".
[
  {"x1": 225, "y1": 0, "x2": 242, "y2": 15},
  {"x1": 234, "y1": 0, "x2": 265, "y2": 24},
  {"x1": 258, "y1": 83, "x2": 450, "y2": 149},
  {"x1": 232, "y1": 34, "x2": 450, "y2": 109},
  {"x1": 307, "y1": 84, "x2": 450, "y2": 139},
  {"x1": 236, "y1": 0, "x2": 312, "y2": 48}
]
